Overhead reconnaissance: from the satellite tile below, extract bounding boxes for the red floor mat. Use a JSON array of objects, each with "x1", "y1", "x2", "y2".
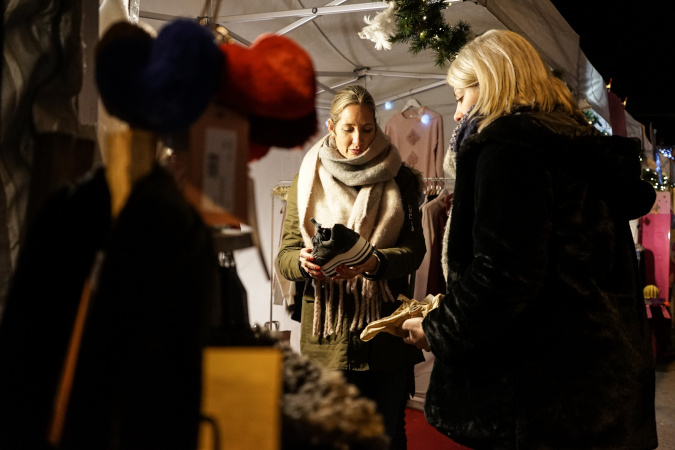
[{"x1": 405, "y1": 408, "x2": 472, "y2": 450}]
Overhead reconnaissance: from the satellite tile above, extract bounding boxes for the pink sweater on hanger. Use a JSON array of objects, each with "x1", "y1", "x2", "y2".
[{"x1": 384, "y1": 107, "x2": 445, "y2": 179}]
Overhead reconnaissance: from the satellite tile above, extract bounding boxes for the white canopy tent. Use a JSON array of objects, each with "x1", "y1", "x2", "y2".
[
  {"x1": 122, "y1": 0, "x2": 648, "y2": 349},
  {"x1": 134, "y1": 0, "x2": 624, "y2": 127}
]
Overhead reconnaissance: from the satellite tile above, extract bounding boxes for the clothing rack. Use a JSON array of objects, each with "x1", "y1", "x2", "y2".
[
  {"x1": 422, "y1": 177, "x2": 452, "y2": 181},
  {"x1": 268, "y1": 181, "x2": 293, "y2": 329},
  {"x1": 422, "y1": 177, "x2": 454, "y2": 196}
]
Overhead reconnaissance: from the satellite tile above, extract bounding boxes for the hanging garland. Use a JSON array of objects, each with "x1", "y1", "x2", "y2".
[
  {"x1": 583, "y1": 110, "x2": 601, "y2": 128},
  {"x1": 582, "y1": 110, "x2": 611, "y2": 136},
  {"x1": 359, "y1": 0, "x2": 471, "y2": 67}
]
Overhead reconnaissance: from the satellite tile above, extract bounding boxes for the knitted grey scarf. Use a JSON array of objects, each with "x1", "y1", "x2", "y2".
[{"x1": 297, "y1": 127, "x2": 404, "y2": 336}]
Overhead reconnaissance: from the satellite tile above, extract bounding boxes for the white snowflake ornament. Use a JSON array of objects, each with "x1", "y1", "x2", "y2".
[{"x1": 358, "y1": 1, "x2": 397, "y2": 51}]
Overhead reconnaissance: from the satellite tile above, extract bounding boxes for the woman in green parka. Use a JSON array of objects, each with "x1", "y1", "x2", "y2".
[{"x1": 276, "y1": 85, "x2": 425, "y2": 449}]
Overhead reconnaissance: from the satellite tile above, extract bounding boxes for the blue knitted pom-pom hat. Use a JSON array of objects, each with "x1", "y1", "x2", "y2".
[{"x1": 96, "y1": 19, "x2": 223, "y2": 132}]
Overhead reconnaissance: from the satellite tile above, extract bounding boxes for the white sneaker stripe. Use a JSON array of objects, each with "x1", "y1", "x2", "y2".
[{"x1": 321, "y1": 238, "x2": 374, "y2": 276}]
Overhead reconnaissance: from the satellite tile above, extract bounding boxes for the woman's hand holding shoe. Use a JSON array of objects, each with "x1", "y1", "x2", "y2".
[
  {"x1": 300, "y1": 248, "x2": 377, "y2": 281},
  {"x1": 332, "y1": 253, "x2": 379, "y2": 280},
  {"x1": 299, "y1": 247, "x2": 324, "y2": 281}
]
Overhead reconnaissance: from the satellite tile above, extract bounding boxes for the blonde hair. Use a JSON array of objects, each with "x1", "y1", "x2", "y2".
[
  {"x1": 447, "y1": 29, "x2": 581, "y2": 130},
  {"x1": 329, "y1": 85, "x2": 377, "y2": 127}
]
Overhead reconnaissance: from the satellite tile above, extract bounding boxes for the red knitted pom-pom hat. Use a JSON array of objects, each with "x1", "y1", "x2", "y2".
[
  {"x1": 217, "y1": 33, "x2": 316, "y2": 120},
  {"x1": 216, "y1": 34, "x2": 318, "y2": 157}
]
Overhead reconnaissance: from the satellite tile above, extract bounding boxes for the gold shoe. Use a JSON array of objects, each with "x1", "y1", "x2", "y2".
[{"x1": 360, "y1": 293, "x2": 443, "y2": 341}]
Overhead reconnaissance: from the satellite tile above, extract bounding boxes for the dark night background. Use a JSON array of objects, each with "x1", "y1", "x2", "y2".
[{"x1": 549, "y1": 1, "x2": 675, "y2": 147}]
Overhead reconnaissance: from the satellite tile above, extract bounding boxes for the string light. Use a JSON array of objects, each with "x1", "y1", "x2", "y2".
[{"x1": 658, "y1": 147, "x2": 674, "y2": 160}]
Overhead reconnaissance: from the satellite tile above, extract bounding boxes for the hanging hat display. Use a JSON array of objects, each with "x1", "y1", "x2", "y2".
[
  {"x1": 95, "y1": 20, "x2": 317, "y2": 161},
  {"x1": 216, "y1": 33, "x2": 318, "y2": 157},
  {"x1": 96, "y1": 19, "x2": 223, "y2": 132}
]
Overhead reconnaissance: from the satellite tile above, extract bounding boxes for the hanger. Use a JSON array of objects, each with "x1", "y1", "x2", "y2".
[
  {"x1": 402, "y1": 98, "x2": 422, "y2": 112},
  {"x1": 402, "y1": 97, "x2": 425, "y2": 119}
]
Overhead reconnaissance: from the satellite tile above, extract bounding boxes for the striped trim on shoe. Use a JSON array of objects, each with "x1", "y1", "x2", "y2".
[{"x1": 320, "y1": 237, "x2": 374, "y2": 277}]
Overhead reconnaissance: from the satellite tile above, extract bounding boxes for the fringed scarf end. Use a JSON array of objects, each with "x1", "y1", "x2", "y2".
[
  {"x1": 312, "y1": 279, "x2": 322, "y2": 336},
  {"x1": 312, "y1": 277, "x2": 390, "y2": 336}
]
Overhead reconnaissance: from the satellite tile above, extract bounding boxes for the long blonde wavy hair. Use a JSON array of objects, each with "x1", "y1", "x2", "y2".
[{"x1": 446, "y1": 29, "x2": 583, "y2": 131}]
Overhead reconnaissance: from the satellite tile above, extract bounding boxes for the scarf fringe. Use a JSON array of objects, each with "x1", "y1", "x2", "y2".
[
  {"x1": 348, "y1": 278, "x2": 361, "y2": 332},
  {"x1": 313, "y1": 282, "x2": 322, "y2": 336},
  {"x1": 336, "y1": 283, "x2": 345, "y2": 335},
  {"x1": 323, "y1": 282, "x2": 333, "y2": 337},
  {"x1": 312, "y1": 277, "x2": 396, "y2": 337}
]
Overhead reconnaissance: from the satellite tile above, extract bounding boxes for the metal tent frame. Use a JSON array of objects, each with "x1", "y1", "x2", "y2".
[{"x1": 139, "y1": 1, "x2": 457, "y2": 102}]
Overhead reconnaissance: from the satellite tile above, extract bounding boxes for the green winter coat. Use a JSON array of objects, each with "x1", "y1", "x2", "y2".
[{"x1": 276, "y1": 164, "x2": 426, "y2": 371}]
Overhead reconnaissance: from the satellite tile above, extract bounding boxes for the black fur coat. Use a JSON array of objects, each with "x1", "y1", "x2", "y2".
[{"x1": 422, "y1": 110, "x2": 658, "y2": 449}]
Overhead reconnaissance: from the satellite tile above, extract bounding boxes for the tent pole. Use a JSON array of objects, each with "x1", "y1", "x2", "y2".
[
  {"x1": 276, "y1": 0, "x2": 348, "y2": 36},
  {"x1": 317, "y1": 70, "x2": 446, "y2": 80},
  {"x1": 215, "y1": 3, "x2": 389, "y2": 23},
  {"x1": 140, "y1": 2, "x2": 390, "y2": 24}
]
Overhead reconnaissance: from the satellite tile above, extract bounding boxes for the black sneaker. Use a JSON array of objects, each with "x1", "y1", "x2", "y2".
[{"x1": 310, "y1": 218, "x2": 374, "y2": 277}]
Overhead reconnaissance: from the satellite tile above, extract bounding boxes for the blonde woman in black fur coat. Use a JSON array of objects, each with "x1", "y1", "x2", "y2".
[{"x1": 400, "y1": 29, "x2": 658, "y2": 450}]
